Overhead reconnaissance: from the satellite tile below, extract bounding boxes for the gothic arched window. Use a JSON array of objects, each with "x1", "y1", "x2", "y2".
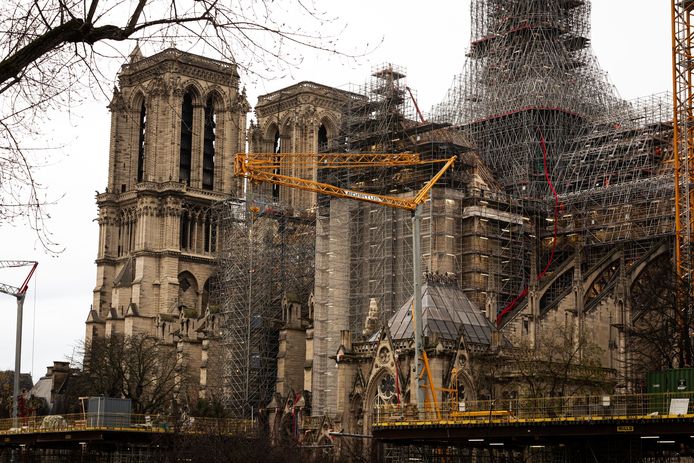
[
  {"x1": 137, "y1": 101, "x2": 146, "y2": 182},
  {"x1": 180, "y1": 211, "x2": 190, "y2": 250},
  {"x1": 272, "y1": 128, "x2": 281, "y2": 200},
  {"x1": 318, "y1": 123, "x2": 328, "y2": 151},
  {"x1": 376, "y1": 374, "x2": 397, "y2": 406},
  {"x1": 202, "y1": 97, "x2": 216, "y2": 190},
  {"x1": 180, "y1": 92, "x2": 194, "y2": 186}
]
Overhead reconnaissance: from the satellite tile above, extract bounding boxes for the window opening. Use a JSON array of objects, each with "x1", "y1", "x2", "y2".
[
  {"x1": 272, "y1": 129, "x2": 281, "y2": 200},
  {"x1": 318, "y1": 124, "x2": 328, "y2": 151},
  {"x1": 180, "y1": 92, "x2": 193, "y2": 186},
  {"x1": 137, "y1": 102, "x2": 146, "y2": 182},
  {"x1": 180, "y1": 212, "x2": 190, "y2": 250},
  {"x1": 203, "y1": 97, "x2": 216, "y2": 190}
]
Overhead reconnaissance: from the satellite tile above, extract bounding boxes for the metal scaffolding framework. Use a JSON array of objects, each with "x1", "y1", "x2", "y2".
[
  {"x1": 433, "y1": 0, "x2": 675, "y2": 326},
  {"x1": 213, "y1": 198, "x2": 315, "y2": 418},
  {"x1": 215, "y1": 0, "x2": 678, "y2": 416},
  {"x1": 294, "y1": 60, "x2": 559, "y2": 414}
]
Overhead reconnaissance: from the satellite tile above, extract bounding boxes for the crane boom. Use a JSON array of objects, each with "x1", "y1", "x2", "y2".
[
  {"x1": 0, "y1": 282, "x2": 22, "y2": 297},
  {"x1": 234, "y1": 152, "x2": 457, "y2": 211},
  {"x1": 235, "y1": 150, "x2": 456, "y2": 416}
]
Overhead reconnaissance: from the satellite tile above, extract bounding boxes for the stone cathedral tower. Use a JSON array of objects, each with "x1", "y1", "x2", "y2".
[{"x1": 86, "y1": 48, "x2": 248, "y2": 395}]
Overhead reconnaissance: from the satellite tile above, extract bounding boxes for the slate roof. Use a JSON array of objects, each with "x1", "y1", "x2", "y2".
[{"x1": 380, "y1": 282, "x2": 495, "y2": 345}]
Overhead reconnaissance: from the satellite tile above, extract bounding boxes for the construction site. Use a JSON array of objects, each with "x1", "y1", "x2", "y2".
[
  {"x1": 31, "y1": 0, "x2": 691, "y2": 461},
  {"x1": 227, "y1": 0, "x2": 674, "y2": 414}
]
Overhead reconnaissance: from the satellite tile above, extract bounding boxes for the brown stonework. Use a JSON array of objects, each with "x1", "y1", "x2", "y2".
[{"x1": 86, "y1": 48, "x2": 248, "y2": 405}]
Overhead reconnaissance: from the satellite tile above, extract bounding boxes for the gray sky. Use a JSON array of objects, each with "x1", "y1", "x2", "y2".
[{"x1": 0, "y1": 0, "x2": 672, "y2": 380}]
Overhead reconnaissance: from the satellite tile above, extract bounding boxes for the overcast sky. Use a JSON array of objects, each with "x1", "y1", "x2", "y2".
[{"x1": 0, "y1": 1, "x2": 672, "y2": 380}]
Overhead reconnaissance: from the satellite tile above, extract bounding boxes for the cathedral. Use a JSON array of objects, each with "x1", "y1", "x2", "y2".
[
  {"x1": 86, "y1": 46, "x2": 249, "y2": 402},
  {"x1": 87, "y1": 0, "x2": 676, "y2": 448}
]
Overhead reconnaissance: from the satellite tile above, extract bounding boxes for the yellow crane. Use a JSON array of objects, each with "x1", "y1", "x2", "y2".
[
  {"x1": 672, "y1": 0, "x2": 694, "y2": 281},
  {"x1": 234, "y1": 151, "x2": 456, "y2": 412},
  {"x1": 672, "y1": 0, "x2": 694, "y2": 366}
]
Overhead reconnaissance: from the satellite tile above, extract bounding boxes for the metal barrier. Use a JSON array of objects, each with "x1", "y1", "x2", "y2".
[
  {"x1": 373, "y1": 392, "x2": 694, "y2": 426},
  {"x1": 0, "y1": 413, "x2": 257, "y2": 437}
]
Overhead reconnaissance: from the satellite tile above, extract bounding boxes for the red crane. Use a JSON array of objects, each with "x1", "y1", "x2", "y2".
[{"x1": 0, "y1": 260, "x2": 38, "y2": 421}]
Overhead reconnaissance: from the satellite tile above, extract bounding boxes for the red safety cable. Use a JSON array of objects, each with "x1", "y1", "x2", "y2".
[
  {"x1": 496, "y1": 132, "x2": 559, "y2": 326},
  {"x1": 538, "y1": 133, "x2": 559, "y2": 279}
]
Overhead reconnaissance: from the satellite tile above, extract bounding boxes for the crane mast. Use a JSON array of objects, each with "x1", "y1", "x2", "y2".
[
  {"x1": 0, "y1": 260, "x2": 38, "y2": 422},
  {"x1": 672, "y1": 0, "x2": 694, "y2": 282},
  {"x1": 235, "y1": 152, "x2": 456, "y2": 413}
]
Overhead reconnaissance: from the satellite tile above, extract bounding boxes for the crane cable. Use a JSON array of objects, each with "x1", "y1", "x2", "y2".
[{"x1": 496, "y1": 132, "x2": 559, "y2": 326}]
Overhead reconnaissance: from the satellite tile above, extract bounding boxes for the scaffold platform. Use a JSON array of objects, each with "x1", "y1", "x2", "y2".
[{"x1": 372, "y1": 392, "x2": 694, "y2": 446}]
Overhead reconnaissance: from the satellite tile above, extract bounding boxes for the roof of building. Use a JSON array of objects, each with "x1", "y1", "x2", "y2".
[{"x1": 383, "y1": 277, "x2": 495, "y2": 345}]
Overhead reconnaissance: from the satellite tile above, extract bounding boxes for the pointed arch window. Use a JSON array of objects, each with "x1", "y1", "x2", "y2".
[
  {"x1": 202, "y1": 97, "x2": 216, "y2": 190},
  {"x1": 318, "y1": 123, "x2": 328, "y2": 152},
  {"x1": 180, "y1": 92, "x2": 193, "y2": 186},
  {"x1": 272, "y1": 129, "x2": 281, "y2": 200},
  {"x1": 180, "y1": 211, "x2": 190, "y2": 250},
  {"x1": 137, "y1": 101, "x2": 147, "y2": 182}
]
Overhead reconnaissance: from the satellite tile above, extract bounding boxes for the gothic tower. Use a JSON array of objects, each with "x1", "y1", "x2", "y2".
[
  {"x1": 86, "y1": 48, "x2": 248, "y2": 379},
  {"x1": 251, "y1": 81, "x2": 359, "y2": 210}
]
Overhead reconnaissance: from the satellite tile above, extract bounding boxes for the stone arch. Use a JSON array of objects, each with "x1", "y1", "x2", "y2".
[
  {"x1": 264, "y1": 121, "x2": 281, "y2": 143},
  {"x1": 450, "y1": 368, "x2": 476, "y2": 404},
  {"x1": 263, "y1": 122, "x2": 283, "y2": 199},
  {"x1": 263, "y1": 122, "x2": 284, "y2": 155},
  {"x1": 179, "y1": 86, "x2": 201, "y2": 186},
  {"x1": 178, "y1": 271, "x2": 199, "y2": 312},
  {"x1": 180, "y1": 81, "x2": 204, "y2": 105},
  {"x1": 278, "y1": 112, "x2": 295, "y2": 134},
  {"x1": 318, "y1": 113, "x2": 339, "y2": 139},
  {"x1": 317, "y1": 114, "x2": 338, "y2": 151},
  {"x1": 539, "y1": 267, "x2": 574, "y2": 314},
  {"x1": 201, "y1": 90, "x2": 222, "y2": 191},
  {"x1": 130, "y1": 89, "x2": 147, "y2": 112},
  {"x1": 130, "y1": 90, "x2": 148, "y2": 184},
  {"x1": 201, "y1": 277, "x2": 213, "y2": 312},
  {"x1": 629, "y1": 249, "x2": 672, "y2": 319},
  {"x1": 363, "y1": 366, "x2": 399, "y2": 434},
  {"x1": 536, "y1": 259, "x2": 576, "y2": 301},
  {"x1": 203, "y1": 87, "x2": 227, "y2": 109},
  {"x1": 628, "y1": 242, "x2": 670, "y2": 287},
  {"x1": 582, "y1": 250, "x2": 622, "y2": 296}
]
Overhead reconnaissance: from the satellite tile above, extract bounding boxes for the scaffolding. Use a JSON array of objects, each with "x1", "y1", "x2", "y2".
[
  {"x1": 213, "y1": 198, "x2": 315, "y2": 418},
  {"x1": 432, "y1": 0, "x2": 675, "y2": 327},
  {"x1": 217, "y1": 0, "x2": 677, "y2": 417},
  {"x1": 304, "y1": 63, "x2": 536, "y2": 415}
]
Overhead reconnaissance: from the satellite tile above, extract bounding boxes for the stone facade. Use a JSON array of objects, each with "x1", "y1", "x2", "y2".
[
  {"x1": 86, "y1": 47, "x2": 248, "y2": 403},
  {"x1": 250, "y1": 81, "x2": 362, "y2": 209}
]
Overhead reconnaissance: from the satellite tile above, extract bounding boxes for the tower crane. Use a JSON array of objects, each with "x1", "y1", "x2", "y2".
[
  {"x1": 235, "y1": 152, "x2": 456, "y2": 413},
  {"x1": 0, "y1": 260, "x2": 38, "y2": 421},
  {"x1": 672, "y1": 0, "x2": 694, "y2": 366},
  {"x1": 672, "y1": 0, "x2": 694, "y2": 281}
]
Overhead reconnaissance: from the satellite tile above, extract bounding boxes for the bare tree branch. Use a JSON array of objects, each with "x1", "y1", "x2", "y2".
[{"x1": 0, "y1": 0, "x2": 365, "y2": 252}]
